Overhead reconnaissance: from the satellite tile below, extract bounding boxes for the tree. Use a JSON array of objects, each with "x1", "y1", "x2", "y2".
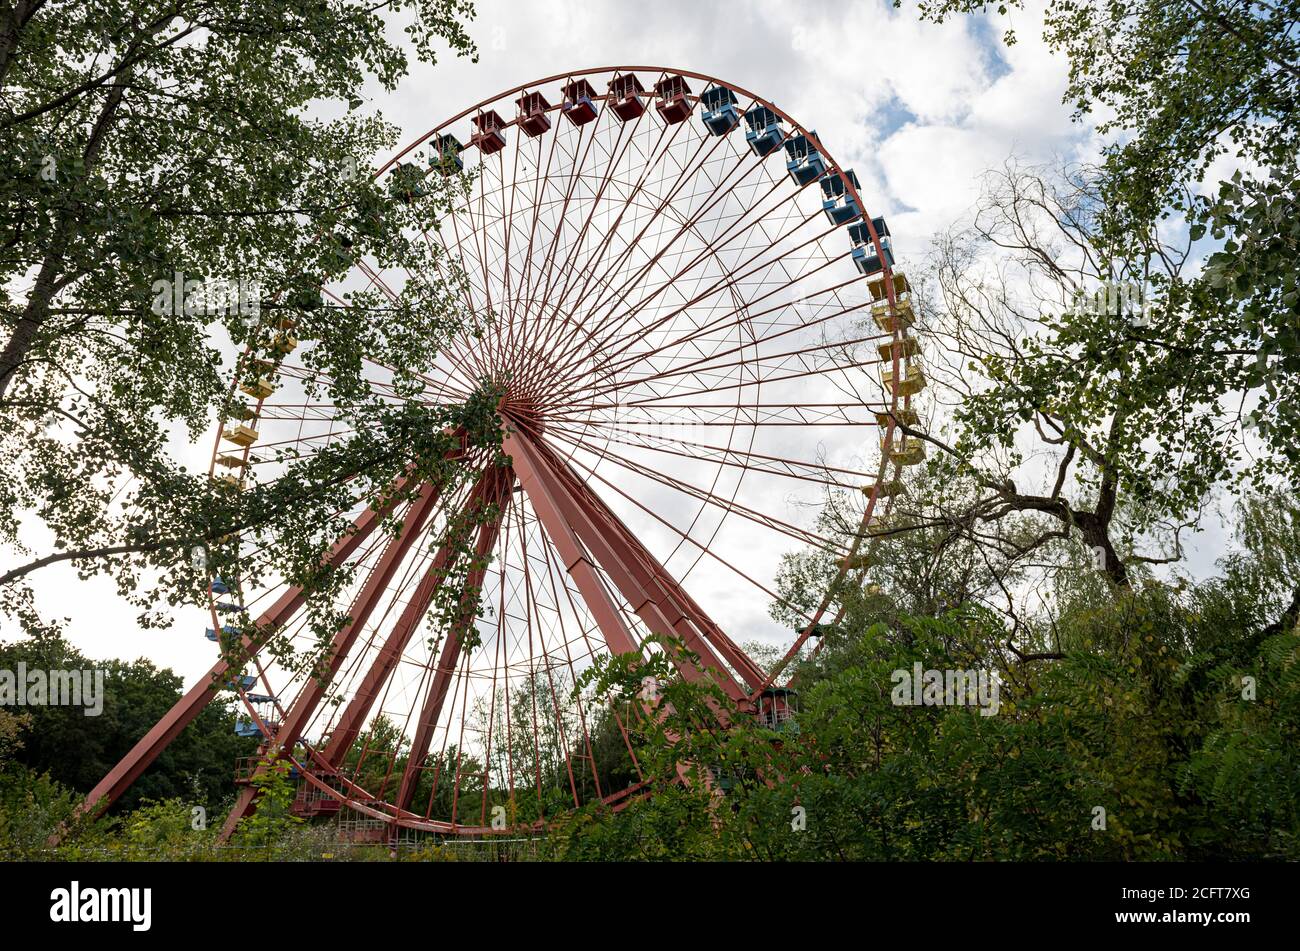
[
  {"x1": 0, "y1": 0, "x2": 498, "y2": 666},
  {"x1": 907, "y1": 0, "x2": 1300, "y2": 474},
  {"x1": 802, "y1": 156, "x2": 1292, "y2": 608},
  {"x1": 550, "y1": 492, "x2": 1300, "y2": 860},
  {"x1": 0, "y1": 631, "x2": 255, "y2": 812}
]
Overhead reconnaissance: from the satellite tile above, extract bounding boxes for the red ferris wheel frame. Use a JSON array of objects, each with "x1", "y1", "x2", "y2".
[{"x1": 71, "y1": 65, "x2": 922, "y2": 841}]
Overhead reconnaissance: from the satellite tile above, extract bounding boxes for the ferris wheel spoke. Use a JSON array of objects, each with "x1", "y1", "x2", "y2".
[
  {"x1": 542, "y1": 140, "x2": 790, "y2": 381},
  {"x1": 556, "y1": 132, "x2": 810, "y2": 369},
  {"x1": 540, "y1": 106, "x2": 705, "y2": 332},
  {"x1": 506, "y1": 120, "x2": 605, "y2": 373},
  {"x1": 414, "y1": 229, "x2": 495, "y2": 383},
  {"x1": 586, "y1": 327, "x2": 886, "y2": 408},
  {"x1": 563, "y1": 161, "x2": 793, "y2": 365},
  {"x1": 549, "y1": 400, "x2": 884, "y2": 429},
  {"x1": 556, "y1": 94, "x2": 789, "y2": 327},
  {"x1": 545, "y1": 426, "x2": 840, "y2": 554},
  {"x1": 514, "y1": 115, "x2": 649, "y2": 370},
  {"x1": 551, "y1": 213, "x2": 841, "y2": 399},
  {"x1": 277, "y1": 345, "x2": 479, "y2": 411},
  {"x1": 501, "y1": 112, "x2": 573, "y2": 381},
  {"x1": 546, "y1": 417, "x2": 866, "y2": 489},
  {"x1": 569, "y1": 271, "x2": 875, "y2": 401}
]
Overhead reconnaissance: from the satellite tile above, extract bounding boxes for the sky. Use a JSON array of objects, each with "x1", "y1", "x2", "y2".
[
  {"x1": 381, "y1": 0, "x2": 1092, "y2": 247},
  {"x1": 8, "y1": 0, "x2": 1232, "y2": 694}
]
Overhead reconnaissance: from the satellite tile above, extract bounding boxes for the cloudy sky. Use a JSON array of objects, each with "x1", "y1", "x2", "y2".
[
  {"x1": 383, "y1": 0, "x2": 1093, "y2": 247},
  {"x1": 13, "y1": 0, "x2": 1159, "y2": 690}
]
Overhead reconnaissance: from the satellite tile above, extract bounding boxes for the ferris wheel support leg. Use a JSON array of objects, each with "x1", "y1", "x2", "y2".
[
  {"x1": 506, "y1": 427, "x2": 743, "y2": 702},
  {"x1": 512, "y1": 428, "x2": 747, "y2": 702},
  {"x1": 505, "y1": 429, "x2": 643, "y2": 657},
  {"x1": 395, "y1": 467, "x2": 513, "y2": 814},
  {"x1": 56, "y1": 486, "x2": 410, "y2": 843},
  {"x1": 319, "y1": 467, "x2": 512, "y2": 769},
  {"x1": 216, "y1": 478, "x2": 447, "y2": 843},
  {"x1": 551, "y1": 453, "x2": 768, "y2": 692}
]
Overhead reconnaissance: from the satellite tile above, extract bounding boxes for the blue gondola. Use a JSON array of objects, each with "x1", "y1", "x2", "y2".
[
  {"x1": 226, "y1": 674, "x2": 257, "y2": 691},
  {"x1": 205, "y1": 624, "x2": 239, "y2": 643},
  {"x1": 821, "y1": 170, "x2": 862, "y2": 226},
  {"x1": 210, "y1": 577, "x2": 230, "y2": 595},
  {"x1": 431, "y1": 133, "x2": 463, "y2": 175},
  {"x1": 849, "y1": 216, "x2": 895, "y2": 276},
  {"x1": 234, "y1": 693, "x2": 280, "y2": 738},
  {"x1": 700, "y1": 85, "x2": 740, "y2": 136},
  {"x1": 743, "y1": 105, "x2": 784, "y2": 157},
  {"x1": 215, "y1": 600, "x2": 245, "y2": 613},
  {"x1": 784, "y1": 132, "x2": 826, "y2": 186}
]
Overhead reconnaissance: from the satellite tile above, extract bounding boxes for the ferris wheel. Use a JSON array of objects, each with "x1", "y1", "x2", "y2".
[{"x1": 83, "y1": 66, "x2": 927, "y2": 839}]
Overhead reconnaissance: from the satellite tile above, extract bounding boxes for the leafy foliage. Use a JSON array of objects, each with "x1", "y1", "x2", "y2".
[{"x1": 0, "y1": 0, "x2": 492, "y2": 664}]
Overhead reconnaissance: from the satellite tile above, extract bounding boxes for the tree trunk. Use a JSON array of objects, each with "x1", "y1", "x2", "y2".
[{"x1": 0, "y1": 79, "x2": 126, "y2": 401}]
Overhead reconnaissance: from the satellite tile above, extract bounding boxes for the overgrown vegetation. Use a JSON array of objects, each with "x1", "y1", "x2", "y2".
[{"x1": 3, "y1": 490, "x2": 1296, "y2": 860}]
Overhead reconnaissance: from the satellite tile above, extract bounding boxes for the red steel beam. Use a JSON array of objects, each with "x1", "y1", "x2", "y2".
[
  {"x1": 321, "y1": 468, "x2": 506, "y2": 766},
  {"x1": 395, "y1": 467, "x2": 513, "y2": 813},
  {"x1": 542, "y1": 438, "x2": 767, "y2": 691},
  {"x1": 506, "y1": 424, "x2": 744, "y2": 701},
  {"x1": 217, "y1": 478, "x2": 446, "y2": 840},
  {"x1": 506, "y1": 427, "x2": 642, "y2": 657},
  {"x1": 66, "y1": 480, "x2": 414, "y2": 831}
]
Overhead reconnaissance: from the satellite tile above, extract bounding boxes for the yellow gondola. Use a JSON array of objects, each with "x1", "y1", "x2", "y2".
[
  {"x1": 271, "y1": 331, "x2": 298, "y2": 355},
  {"x1": 867, "y1": 271, "x2": 910, "y2": 303},
  {"x1": 871, "y1": 297, "x2": 915, "y2": 333},
  {"x1": 882, "y1": 435, "x2": 927, "y2": 466},
  {"x1": 873, "y1": 408, "x2": 919, "y2": 428},
  {"x1": 876, "y1": 337, "x2": 922, "y2": 363},
  {"x1": 838, "y1": 551, "x2": 875, "y2": 571},
  {"x1": 239, "y1": 376, "x2": 275, "y2": 400},
  {"x1": 881, "y1": 361, "x2": 927, "y2": 396},
  {"x1": 222, "y1": 423, "x2": 258, "y2": 447},
  {"x1": 862, "y1": 478, "x2": 905, "y2": 498}
]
